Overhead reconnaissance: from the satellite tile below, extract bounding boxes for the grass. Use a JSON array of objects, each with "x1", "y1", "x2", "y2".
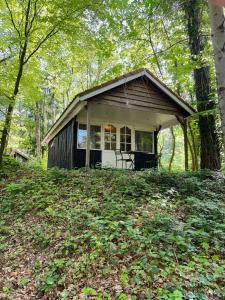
[{"x1": 0, "y1": 157, "x2": 225, "y2": 299}]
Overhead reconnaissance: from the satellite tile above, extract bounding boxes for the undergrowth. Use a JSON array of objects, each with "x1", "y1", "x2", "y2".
[{"x1": 0, "y1": 158, "x2": 225, "y2": 299}]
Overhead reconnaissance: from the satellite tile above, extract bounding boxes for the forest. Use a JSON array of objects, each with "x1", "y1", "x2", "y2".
[
  {"x1": 0, "y1": 0, "x2": 225, "y2": 299},
  {"x1": 0, "y1": 0, "x2": 225, "y2": 170}
]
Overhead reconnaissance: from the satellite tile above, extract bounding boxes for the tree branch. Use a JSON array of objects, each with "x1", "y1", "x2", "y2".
[
  {"x1": 4, "y1": 0, "x2": 21, "y2": 40},
  {"x1": 24, "y1": 0, "x2": 32, "y2": 37},
  {"x1": 27, "y1": 0, "x2": 39, "y2": 35},
  {"x1": 144, "y1": 38, "x2": 188, "y2": 60},
  {"x1": 147, "y1": 19, "x2": 163, "y2": 76},
  {"x1": 23, "y1": 27, "x2": 58, "y2": 65},
  {"x1": 0, "y1": 56, "x2": 11, "y2": 64}
]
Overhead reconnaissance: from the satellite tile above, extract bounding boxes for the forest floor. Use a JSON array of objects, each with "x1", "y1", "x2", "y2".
[{"x1": 0, "y1": 158, "x2": 225, "y2": 300}]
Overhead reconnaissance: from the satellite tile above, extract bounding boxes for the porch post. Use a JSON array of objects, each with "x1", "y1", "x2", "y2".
[{"x1": 85, "y1": 104, "x2": 90, "y2": 167}]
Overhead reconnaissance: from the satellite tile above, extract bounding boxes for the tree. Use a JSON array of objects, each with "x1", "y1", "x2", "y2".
[
  {"x1": 168, "y1": 127, "x2": 176, "y2": 171},
  {"x1": 184, "y1": 0, "x2": 221, "y2": 170},
  {"x1": 208, "y1": 0, "x2": 225, "y2": 151},
  {"x1": 0, "y1": 0, "x2": 100, "y2": 167}
]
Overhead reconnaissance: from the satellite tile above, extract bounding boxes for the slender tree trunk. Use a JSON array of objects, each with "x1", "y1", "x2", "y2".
[
  {"x1": 187, "y1": 135, "x2": 195, "y2": 171},
  {"x1": 0, "y1": 41, "x2": 27, "y2": 167},
  {"x1": 184, "y1": 0, "x2": 221, "y2": 170},
  {"x1": 168, "y1": 127, "x2": 176, "y2": 171},
  {"x1": 208, "y1": 2, "x2": 225, "y2": 151},
  {"x1": 183, "y1": 120, "x2": 189, "y2": 171},
  {"x1": 188, "y1": 120, "x2": 199, "y2": 170},
  {"x1": 35, "y1": 101, "x2": 42, "y2": 159},
  {"x1": 158, "y1": 142, "x2": 164, "y2": 169}
]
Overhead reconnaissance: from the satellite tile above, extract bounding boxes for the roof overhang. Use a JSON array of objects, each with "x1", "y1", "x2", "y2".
[
  {"x1": 42, "y1": 68, "x2": 195, "y2": 145},
  {"x1": 42, "y1": 100, "x2": 86, "y2": 145}
]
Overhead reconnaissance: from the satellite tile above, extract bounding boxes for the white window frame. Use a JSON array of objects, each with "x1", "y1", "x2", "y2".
[
  {"x1": 134, "y1": 129, "x2": 155, "y2": 154},
  {"x1": 120, "y1": 126, "x2": 132, "y2": 152},
  {"x1": 103, "y1": 124, "x2": 117, "y2": 151},
  {"x1": 77, "y1": 122, "x2": 102, "y2": 151}
]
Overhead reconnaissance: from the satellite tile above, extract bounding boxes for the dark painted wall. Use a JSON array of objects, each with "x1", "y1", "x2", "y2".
[
  {"x1": 48, "y1": 120, "x2": 102, "y2": 169},
  {"x1": 74, "y1": 149, "x2": 102, "y2": 168},
  {"x1": 48, "y1": 120, "x2": 74, "y2": 169}
]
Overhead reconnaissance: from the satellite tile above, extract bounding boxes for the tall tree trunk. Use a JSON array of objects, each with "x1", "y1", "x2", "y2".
[
  {"x1": 0, "y1": 41, "x2": 27, "y2": 168},
  {"x1": 168, "y1": 127, "x2": 176, "y2": 171},
  {"x1": 208, "y1": 2, "x2": 225, "y2": 151},
  {"x1": 184, "y1": 0, "x2": 221, "y2": 170},
  {"x1": 35, "y1": 101, "x2": 42, "y2": 159}
]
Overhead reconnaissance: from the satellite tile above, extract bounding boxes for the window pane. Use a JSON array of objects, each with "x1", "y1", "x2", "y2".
[
  {"x1": 111, "y1": 125, "x2": 116, "y2": 133},
  {"x1": 105, "y1": 125, "x2": 111, "y2": 133},
  {"x1": 111, "y1": 133, "x2": 116, "y2": 142},
  {"x1": 126, "y1": 143, "x2": 131, "y2": 151},
  {"x1": 111, "y1": 142, "x2": 116, "y2": 150},
  {"x1": 121, "y1": 143, "x2": 125, "y2": 151},
  {"x1": 90, "y1": 125, "x2": 101, "y2": 149},
  {"x1": 126, "y1": 127, "x2": 131, "y2": 134},
  {"x1": 121, "y1": 126, "x2": 126, "y2": 134},
  {"x1": 104, "y1": 125, "x2": 117, "y2": 150},
  {"x1": 94, "y1": 142, "x2": 101, "y2": 149},
  {"x1": 126, "y1": 135, "x2": 131, "y2": 143},
  {"x1": 78, "y1": 124, "x2": 87, "y2": 148},
  {"x1": 105, "y1": 133, "x2": 110, "y2": 142},
  {"x1": 105, "y1": 142, "x2": 110, "y2": 150},
  {"x1": 120, "y1": 134, "x2": 125, "y2": 143},
  {"x1": 135, "y1": 131, "x2": 153, "y2": 152}
]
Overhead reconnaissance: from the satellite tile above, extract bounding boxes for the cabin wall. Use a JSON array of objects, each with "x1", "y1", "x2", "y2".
[{"x1": 48, "y1": 120, "x2": 74, "y2": 169}]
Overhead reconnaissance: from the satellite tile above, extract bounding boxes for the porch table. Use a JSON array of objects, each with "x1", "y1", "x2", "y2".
[{"x1": 123, "y1": 151, "x2": 158, "y2": 170}]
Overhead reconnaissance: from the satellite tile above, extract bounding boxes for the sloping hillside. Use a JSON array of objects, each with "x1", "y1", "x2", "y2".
[{"x1": 0, "y1": 159, "x2": 225, "y2": 300}]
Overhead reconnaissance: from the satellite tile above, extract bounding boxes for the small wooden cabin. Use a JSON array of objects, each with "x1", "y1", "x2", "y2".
[
  {"x1": 7, "y1": 148, "x2": 29, "y2": 163},
  {"x1": 42, "y1": 68, "x2": 195, "y2": 170}
]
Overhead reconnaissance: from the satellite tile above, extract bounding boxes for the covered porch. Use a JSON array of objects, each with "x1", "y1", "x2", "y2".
[{"x1": 76, "y1": 100, "x2": 188, "y2": 170}]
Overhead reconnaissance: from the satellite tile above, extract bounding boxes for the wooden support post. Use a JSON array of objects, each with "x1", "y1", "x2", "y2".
[{"x1": 85, "y1": 104, "x2": 90, "y2": 168}]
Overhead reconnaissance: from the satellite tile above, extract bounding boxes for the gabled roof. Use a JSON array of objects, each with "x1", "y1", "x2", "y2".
[
  {"x1": 42, "y1": 68, "x2": 195, "y2": 145},
  {"x1": 7, "y1": 148, "x2": 29, "y2": 160}
]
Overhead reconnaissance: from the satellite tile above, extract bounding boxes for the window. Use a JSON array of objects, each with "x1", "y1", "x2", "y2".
[
  {"x1": 135, "y1": 131, "x2": 154, "y2": 153},
  {"x1": 90, "y1": 125, "x2": 101, "y2": 149},
  {"x1": 77, "y1": 124, "x2": 101, "y2": 150},
  {"x1": 78, "y1": 124, "x2": 87, "y2": 149},
  {"x1": 104, "y1": 124, "x2": 117, "y2": 150},
  {"x1": 120, "y1": 126, "x2": 131, "y2": 151}
]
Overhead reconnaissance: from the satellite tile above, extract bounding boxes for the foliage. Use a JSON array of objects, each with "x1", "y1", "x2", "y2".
[{"x1": 0, "y1": 161, "x2": 225, "y2": 298}]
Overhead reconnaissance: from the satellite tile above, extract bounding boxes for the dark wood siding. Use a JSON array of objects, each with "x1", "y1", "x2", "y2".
[
  {"x1": 48, "y1": 120, "x2": 102, "y2": 169},
  {"x1": 73, "y1": 149, "x2": 102, "y2": 168},
  {"x1": 93, "y1": 77, "x2": 188, "y2": 116},
  {"x1": 48, "y1": 120, "x2": 74, "y2": 169}
]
